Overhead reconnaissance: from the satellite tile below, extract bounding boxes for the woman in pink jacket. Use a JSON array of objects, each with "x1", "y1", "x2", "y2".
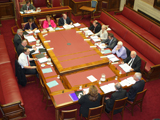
[{"x1": 43, "y1": 15, "x2": 56, "y2": 29}]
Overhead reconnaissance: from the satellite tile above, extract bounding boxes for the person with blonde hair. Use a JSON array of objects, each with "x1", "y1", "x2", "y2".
[
  {"x1": 78, "y1": 85, "x2": 102, "y2": 117},
  {"x1": 95, "y1": 24, "x2": 108, "y2": 40},
  {"x1": 43, "y1": 15, "x2": 56, "y2": 29}
]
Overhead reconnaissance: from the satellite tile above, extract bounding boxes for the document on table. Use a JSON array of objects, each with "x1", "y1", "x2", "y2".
[
  {"x1": 120, "y1": 77, "x2": 136, "y2": 87},
  {"x1": 24, "y1": 35, "x2": 36, "y2": 42},
  {"x1": 29, "y1": 48, "x2": 39, "y2": 54},
  {"x1": 97, "y1": 43, "x2": 106, "y2": 49},
  {"x1": 63, "y1": 25, "x2": 74, "y2": 29},
  {"x1": 73, "y1": 23, "x2": 81, "y2": 27},
  {"x1": 83, "y1": 88, "x2": 89, "y2": 94},
  {"x1": 34, "y1": 29, "x2": 40, "y2": 33},
  {"x1": 80, "y1": 27, "x2": 88, "y2": 31},
  {"x1": 90, "y1": 35, "x2": 101, "y2": 42},
  {"x1": 101, "y1": 49, "x2": 112, "y2": 54},
  {"x1": 87, "y1": 75, "x2": 97, "y2": 82},
  {"x1": 100, "y1": 83, "x2": 116, "y2": 93},
  {"x1": 38, "y1": 57, "x2": 48, "y2": 63},
  {"x1": 106, "y1": 54, "x2": 120, "y2": 62},
  {"x1": 46, "y1": 80, "x2": 58, "y2": 88},
  {"x1": 36, "y1": 45, "x2": 44, "y2": 49},
  {"x1": 119, "y1": 63, "x2": 132, "y2": 72},
  {"x1": 42, "y1": 68, "x2": 52, "y2": 74},
  {"x1": 84, "y1": 30, "x2": 93, "y2": 36}
]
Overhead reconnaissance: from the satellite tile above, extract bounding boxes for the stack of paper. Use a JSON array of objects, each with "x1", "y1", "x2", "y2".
[
  {"x1": 73, "y1": 23, "x2": 81, "y2": 27},
  {"x1": 106, "y1": 54, "x2": 120, "y2": 62},
  {"x1": 120, "y1": 77, "x2": 136, "y2": 87},
  {"x1": 87, "y1": 75, "x2": 97, "y2": 82},
  {"x1": 34, "y1": 29, "x2": 40, "y2": 33},
  {"x1": 29, "y1": 48, "x2": 39, "y2": 54},
  {"x1": 83, "y1": 88, "x2": 89, "y2": 94},
  {"x1": 119, "y1": 63, "x2": 132, "y2": 72},
  {"x1": 107, "y1": 27, "x2": 111, "y2": 31},
  {"x1": 90, "y1": 35, "x2": 101, "y2": 42},
  {"x1": 63, "y1": 25, "x2": 74, "y2": 29},
  {"x1": 80, "y1": 27, "x2": 88, "y2": 31},
  {"x1": 100, "y1": 83, "x2": 116, "y2": 94},
  {"x1": 84, "y1": 30, "x2": 93, "y2": 36},
  {"x1": 48, "y1": 27, "x2": 55, "y2": 32},
  {"x1": 97, "y1": 43, "x2": 106, "y2": 49},
  {"x1": 38, "y1": 57, "x2": 48, "y2": 63},
  {"x1": 24, "y1": 35, "x2": 36, "y2": 42},
  {"x1": 46, "y1": 80, "x2": 58, "y2": 88},
  {"x1": 27, "y1": 31, "x2": 33, "y2": 34}
]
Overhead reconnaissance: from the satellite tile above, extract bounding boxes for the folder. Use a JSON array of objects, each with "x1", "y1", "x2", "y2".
[
  {"x1": 35, "y1": 54, "x2": 45, "y2": 59},
  {"x1": 46, "y1": 80, "x2": 59, "y2": 88},
  {"x1": 69, "y1": 93, "x2": 79, "y2": 101},
  {"x1": 42, "y1": 68, "x2": 52, "y2": 74}
]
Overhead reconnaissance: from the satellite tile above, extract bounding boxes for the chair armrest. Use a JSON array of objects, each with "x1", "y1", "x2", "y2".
[
  {"x1": 114, "y1": 11, "x2": 122, "y2": 15},
  {"x1": 147, "y1": 64, "x2": 160, "y2": 80}
]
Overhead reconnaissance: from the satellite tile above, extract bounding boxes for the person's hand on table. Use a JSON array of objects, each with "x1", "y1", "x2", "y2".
[
  {"x1": 83, "y1": 91, "x2": 86, "y2": 95},
  {"x1": 101, "y1": 43, "x2": 106, "y2": 46},
  {"x1": 130, "y1": 68, "x2": 134, "y2": 72},
  {"x1": 116, "y1": 47, "x2": 120, "y2": 51},
  {"x1": 70, "y1": 22, "x2": 73, "y2": 25},
  {"x1": 31, "y1": 66, "x2": 37, "y2": 69},
  {"x1": 98, "y1": 42, "x2": 101, "y2": 45},
  {"x1": 121, "y1": 61, "x2": 124, "y2": 64},
  {"x1": 33, "y1": 47, "x2": 37, "y2": 51}
]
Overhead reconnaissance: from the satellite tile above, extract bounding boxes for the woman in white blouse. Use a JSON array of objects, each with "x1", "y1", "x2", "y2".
[{"x1": 95, "y1": 25, "x2": 108, "y2": 40}]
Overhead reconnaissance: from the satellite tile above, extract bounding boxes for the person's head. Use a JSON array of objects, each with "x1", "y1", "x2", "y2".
[
  {"x1": 17, "y1": 29, "x2": 23, "y2": 36},
  {"x1": 26, "y1": 1, "x2": 30, "y2": 6},
  {"x1": 21, "y1": 40, "x2": 27, "y2": 47},
  {"x1": 130, "y1": 51, "x2": 137, "y2": 59},
  {"x1": 46, "y1": 15, "x2": 51, "y2": 22},
  {"x1": 102, "y1": 25, "x2": 107, "y2": 31},
  {"x1": 115, "y1": 83, "x2": 122, "y2": 91},
  {"x1": 62, "y1": 14, "x2": 67, "y2": 20},
  {"x1": 28, "y1": 18, "x2": 33, "y2": 25},
  {"x1": 133, "y1": 72, "x2": 142, "y2": 81},
  {"x1": 117, "y1": 41, "x2": 123, "y2": 49},
  {"x1": 23, "y1": 47, "x2": 30, "y2": 55},
  {"x1": 108, "y1": 33, "x2": 114, "y2": 40},
  {"x1": 93, "y1": 20, "x2": 98, "y2": 27},
  {"x1": 88, "y1": 85, "x2": 98, "y2": 101}
]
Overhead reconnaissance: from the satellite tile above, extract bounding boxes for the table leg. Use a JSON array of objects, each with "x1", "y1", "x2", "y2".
[
  {"x1": 21, "y1": 16, "x2": 24, "y2": 23},
  {"x1": 55, "y1": 109, "x2": 60, "y2": 120},
  {"x1": 81, "y1": 11, "x2": 84, "y2": 20}
]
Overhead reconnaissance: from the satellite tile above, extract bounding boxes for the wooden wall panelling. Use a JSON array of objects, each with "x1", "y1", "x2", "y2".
[
  {"x1": 0, "y1": 2, "x2": 14, "y2": 20},
  {"x1": 102, "y1": 0, "x2": 120, "y2": 11}
]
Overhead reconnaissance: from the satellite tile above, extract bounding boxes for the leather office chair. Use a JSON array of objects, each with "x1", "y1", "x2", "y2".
[
  {"x1": 38, "y1": 18, "x2": 46, "y2": 29},
  {"x1": 39, "y1": 75, "x2": 53, "y2": 110},
  {"x1": 104, "y1": 97, "x2": 128, "y2": 120},
  {"x1": 60, "y1": 109, "x2": 77, "y2": 120},
  {"x1": 80, "y1": 0, "x2": 98, "y2": 20},
  {"x1": 126, "y1": 89, "x2": 147, "y2": 116},
  {"x1": 81, "y1": 105, "x2": 103, "y2": 120}
]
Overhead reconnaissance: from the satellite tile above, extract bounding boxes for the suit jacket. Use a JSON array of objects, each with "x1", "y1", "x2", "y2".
[
  {"x1": 20, "y1": 4, "x2": 36, "y2": 12},
  {"x1": 102, "y1": 37, "x2": 117, "y2": 49},
  {"x1": 105, "y1": 88, "x2": 127, "y2": 114},
  {"x1": 43, "y1": 20, "x2": 56, "y2": 28},
  {"x1": 78, "y1": 93, "x2": 102, "y2": 117},
  {"x1": 17, "y1": 44, "x2": 34, "y2": 56},
  {"x1": 58, "y1": 17, "x2": 72, "y2": 26},
  {"x1": 24, "y1": 23, "x2": 37, "y2": 31},
  {"x1": 13, "y1": 34, "x2": 22, "y2": 50},
  {"x1": 123, "y1": 55, "x2": 141, "y2": 72},
  {"x1": 127, "y1": 80, "x2": 145, "y2": 101},
  {"x1": 89, "y1": 22, "x2": 101, "y2": 33}
]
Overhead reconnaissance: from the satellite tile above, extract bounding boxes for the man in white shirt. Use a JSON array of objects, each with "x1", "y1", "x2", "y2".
[{"x1": 18, "y1": 48, "x2": 37, "y2": 74}]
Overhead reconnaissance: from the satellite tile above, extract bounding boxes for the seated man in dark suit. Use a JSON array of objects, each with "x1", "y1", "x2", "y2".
[
  {"x1": 105, "y1": 83, "x2": 127, "y2": 114},
  {"x1": 13, "y1": 29, "x2": 23, "y2": 50},
  {"x1": 20, "y1": 1, "x2": 36, "y2": 22},
  {"x1": 89, "y1": 20, "x2": 101, "y2": 33},
  {"x1": 127, "y1": 72, "x2": 145, "y2": 102},
  {"x1": 17, "y1": 40, "x2": 37, "y2": 56},
  {"x1": 18, "y1": 48, "x2": 37, "y2": 75},
  {"x1": 58, "y1": 14, "x2": 73, "y2": 26},
  {"x1": 101, "y1": 33, "x2": 117, "y2": 49},
  {"x1": 123, "y1": 51, "x2": 141, "y2": 72}
]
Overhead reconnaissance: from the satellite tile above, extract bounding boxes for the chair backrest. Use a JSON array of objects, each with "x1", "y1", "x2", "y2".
[
  {"x1": 50, "y1": 0, "x2": 61, "y2": 7},
  {"x1": 39, "y1": 18, "x2": 46, "y2": 28},
  {"x1": 140, "y1": 58, "x2": 147, "y2": 73},
  {"x1": 133, "y1": 89, "x2": 147, "y2": 103},
  {"x1": 61, "y1": 109, "x2": 77, "y2": 120},
  {"x1": 87, "y1": 105, "x2": 103, "y2": 120},
  {"x1": 112, "y1": 97, "x2": 128, "y2": 111},
  {"x1": 32, "y1": 0, "x2": 47, "y2": 7},
  {"x1": 56, "y1": 18, "x2": 60, "y2": 26},
  {"x1": 125, "y1": 46, "x2": 131, "y2": 58},
  {"x1": 91, "y1": 0, "x2": 98, "y2": 12}
]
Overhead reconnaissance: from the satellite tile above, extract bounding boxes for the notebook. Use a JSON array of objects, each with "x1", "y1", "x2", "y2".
[
  {"x1": 42, "y1": 68, "x2": 52, "y2": 74},
  {"x1": 39, "y1": 48, "x2": 46, "y2": 53},
  {"x1": 69, "y1": 93, "x2": 79, "y2": 101},
  {"x1": 46, "y1": 80, "x2": 58, "y2": 88},
  {"x1": 35, "y1": 54, "x2": 45, "y2": 59}
]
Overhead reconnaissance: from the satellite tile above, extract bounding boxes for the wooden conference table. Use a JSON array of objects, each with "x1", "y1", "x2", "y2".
[
  {"x1": 28, "y1": 24, "x2": 136, "y2": 120},
  {"x1": 20, "y1": 6, "x2": 72, "y2": 23}
]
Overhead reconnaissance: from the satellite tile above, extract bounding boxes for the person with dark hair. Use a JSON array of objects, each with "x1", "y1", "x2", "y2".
[
  {"x1": 17, "y1": 40, "x2": 37, "y2": 56},
  {"x1": 58, "y1": 14, "x2": 72, "y2": 26},
  {"x1": 43, "y1": 15, "x2": 56, "y2": 29},
  {"x1": 101, "y1": 33, "x2": 117, "y2": 49},
  {"x1": 18, "y1": 48, "x2": 37, "y2": 75},
  {"x1": 78, "y1": 85, "x2": 102, "y2": 117},
  {"x1": 24, "y1": 18, "x2": 37, "y2": 32},
  {"x1": 89, "y1": 20, "x2": 101, "y2": 33},
  {"x1": 105, "y1": 83, "x2": 126, "y2": 114},
  {"x1": 20, "y1": 1, "x2": 36, "y2": 22}
]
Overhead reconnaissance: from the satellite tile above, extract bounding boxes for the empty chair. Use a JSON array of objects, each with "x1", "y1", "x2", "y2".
[
  {"x1": 126, "y1": 89, "x2": 147, "y2": 116},
  {"x1": 104, "y1": 97, "x2": 128, "y2": 120},
  {"x1": 60, "y1": 109, "x2": 77, "y2": 120}
]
